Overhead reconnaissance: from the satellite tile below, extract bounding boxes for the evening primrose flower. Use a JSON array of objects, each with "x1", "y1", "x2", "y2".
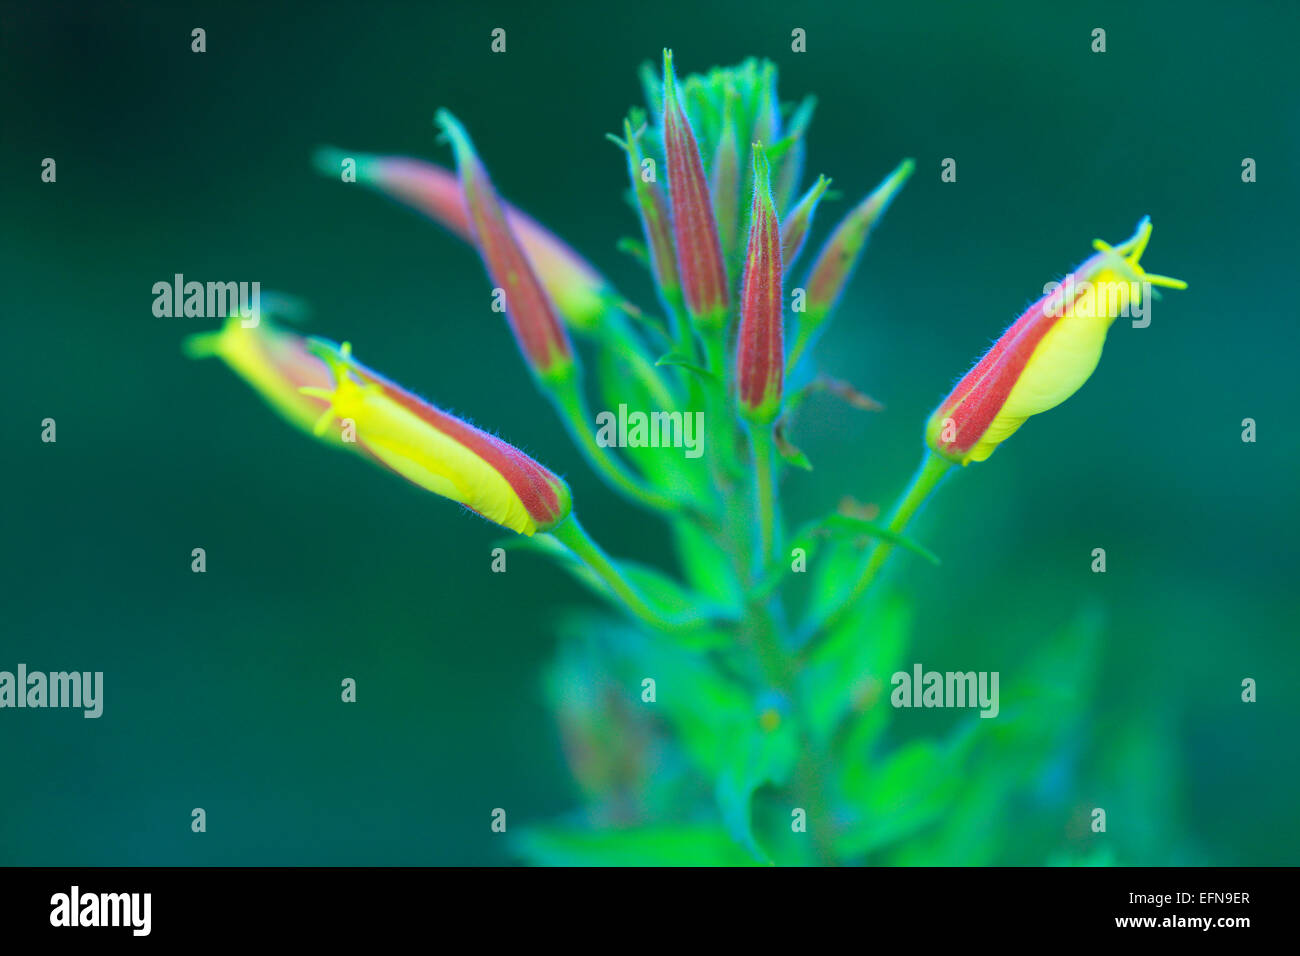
[
  {"x1": 926, "y1": 217, "x2": 1187, "y2": 465},
  {"x1": 802, "y1": 218, "x2": 1186, "y2": 644},
  {"x1": 182, "y1": 312, "x2": 345, "y2": 446},
  {"x1": 300, "y1": 338, "x2": 572, "y2": 536},
  {"x1": 312, "y1": 148, "x2": 612, "y2": 334}
]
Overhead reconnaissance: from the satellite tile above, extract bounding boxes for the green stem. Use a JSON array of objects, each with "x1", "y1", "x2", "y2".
[
  {"x1": 748, "y1": 422, "x2": 780, "y2": 568},
  {"x1": 741, "y1": 597, "x2": 837, "y2": 865},
  {"x1": 548, "y1": 374, "x2": 682, "y2": 515},
  {"x1": 665, "y1": 291, "x2": 695, "y2": 361},
  {"x1": 785, "y1": 328, "x2": 811, "y2": 376},
  {"x1": 605, "y1": 311, "x2": 680, "y2": 412},
  {"x1": 697, "y1": 324, "x2": 747, "y2": 482},
  {"x1": 801, "y1": 450, "x2": 952, "y2": 650},
  {"x1": 549, "y1": 516, "x2": 700, "y2": 631}
]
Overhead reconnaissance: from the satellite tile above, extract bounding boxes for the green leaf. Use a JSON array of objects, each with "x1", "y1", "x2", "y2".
[
  {"x1": 752, "y1": 514, "x2": 937, "y2": 603},
  {"x1": 615, "y1": 236, "x2": 649, "y2": 266},
  {"x1": 593, "y1": 344, "x2": 689, "y2": 491},
  {"x1": 654, "y1": 352, "x2": 718, "y2": 382},
  {"x1": 715, "y1": 717, "x2": 800, "y2": 864},
  {"x1": 835, "y1": 739, "x2": 962, "y2": 859},
  {"x1": 801, "y1": 593, "x2": 912, "y2": 748},
  {"x1": 815, "y1": 515, "x2": 940, "y2": 565},
  {"x1": 622, "y1": 632, "x2": 752, "y2": 777},
  {"x1": 882, "y1": 607, "x2": 1106, "y2": 864},
  {"x1": 515, "y1": 824, "x2": 760, "y2": 866},
  {"x1": 773, "y1": 421, "x2": 813, "y2": 470},
  {"x1": 672, "y1": 519, "x2": 744, "y2": 611},
  {"x1": 503, "y1": 536, "x2": 731, "y2": 648}
]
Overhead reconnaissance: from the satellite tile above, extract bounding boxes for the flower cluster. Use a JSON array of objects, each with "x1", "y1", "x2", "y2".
[{"x1": 185, "y1": 51, "x2": 1183, "y2": 865}]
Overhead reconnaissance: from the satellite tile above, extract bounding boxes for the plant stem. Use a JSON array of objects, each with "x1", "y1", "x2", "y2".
[
  {"x1": 547, "y1": 374, "x2": 682, "y2": 514},
  {"x1": 548, "y1": 516, "x2": 700, "y2": 631},
  {"x1": 666, "y1": 293, "x2": 695, "y2": 361},
  {"x1": 606, "y1": 312, "x2": 681, "y2": 412},
  {"x1": 696, "y1": 324, "x2": 748, "y2": 482},
  {"x1": 801, "y1": 450, "x2": 952, "y2": 649},
  {"x1": 748, "y1": 422, "x2": 780, "y2": 568}
]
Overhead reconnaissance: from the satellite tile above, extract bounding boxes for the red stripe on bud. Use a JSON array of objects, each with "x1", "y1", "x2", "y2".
[
  {"x1": 736, "y1": 145, "x2": 784, "y2": 423},
  {"x1": 436, "y1": 111, "x2": 575, "y2": 382},
  {"x1": 662, "y1": 49, "x2": 730, "y2": 328}
]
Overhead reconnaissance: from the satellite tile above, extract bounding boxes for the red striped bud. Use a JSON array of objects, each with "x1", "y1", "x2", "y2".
[
  {"x1": 790, "y1": 158, "x2": 913, "y2": 367},
  {"x1": 662, "y1": 49, "x2": 730, "y2": 329},
  {"x1": 312, "y1": 148, "x2": 611, "y2": 334},
  {"x1": 736, "y1": 145, "x2": 784, "y2": 423},
  {"x1": 303, "y1": 338, "x2": 572, "y2": 535},
  {"x1": 436, "y1": 111, "x2": 575, "y2": 383},
  {"x1": 609, "y1": 118, "x2": 680, "y2": 303},
  {"x1": 926, "y1": 218, "x2": 1186, "y2": 465}
]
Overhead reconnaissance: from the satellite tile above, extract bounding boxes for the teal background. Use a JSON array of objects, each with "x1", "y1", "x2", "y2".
[{"x1": 2, "y1": 0, "x2": 1297, "y2": 864}]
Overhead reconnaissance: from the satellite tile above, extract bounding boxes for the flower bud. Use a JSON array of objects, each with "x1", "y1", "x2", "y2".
[
  {"x1": 183, "y1": 313, "x2": 345, "y2": 446},
  {"x1": 302, "y1": 338, "x2": 573, "y2": 535},
  {"x1": 710, "y1": 87, "x2": 742, "y2": 272},
  {"x1": 801, "y1": 158, "x2": 914, "y2": 334},
  {"x1": 780, "y1": 174, "x2": 831, "y2": 278},
  {"x1": 662, "y1": 49, "x2": 730, "y2": 329},
  {"x1": 436, "y1": 111, "x2": 576, "y2": 383},
  {"x1": 926, "y1": 217, "x2": 1186, "y2": 465},
  {"x1": 736, "y1": 145, "x2": 784, "y2": 423},
  {"x1": 312, "y1": 148, "x2": 610, "y2": 333},
  {"x1": 609, "y1": 118, "x2": 680, "y2": 304}
]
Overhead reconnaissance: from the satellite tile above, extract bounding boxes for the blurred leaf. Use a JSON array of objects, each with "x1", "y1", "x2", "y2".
[
  {"x1": 886, "y1": 773, "x2": 1008, "y2": 865},
  {"x1": 971, "y1": 605, "x2": 1103, "y2": 765},
  {"x1": 814, "y1": 515, "x2": 939, "y2": 565},
  {"x1": 545, "y1": 637, "x2": 650, "y2": 807},
  {"x1": 672, "y1": 519, "x2": 744, "y2": 611},
  {"x1": 615, "y1": 236, "x2": 649, "y2": 266},
  {"x1": 515, "y1": 823, "x2": 760, "y2": 866},
  {"x1": 594, "y1": 345, "x2": 685, "y2": 490},
  {"x1": 715, "y1": 716, "x2": 799, "y2": 863},
  {"x1": 836, "y1": 739, "x2": 962, "y2": 858},
  {"x1": 619, "y1": 631, "x2": 752, "y2": 777},
  {"x1": 503, "y1": 537, "x2": 731, "y2": 648},
  {"x1": 801, "y1": 593, "x2": 911, "y2": 748},
  {"x1": 804, "y1": 537, "x2": 864, "y2": 620},
  {"x1": 758, "y1": 516, "x2": 935, "y2": 606},
  {"x1": 886, "y1": 607, "x2": 1107, "y2": 864}
]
